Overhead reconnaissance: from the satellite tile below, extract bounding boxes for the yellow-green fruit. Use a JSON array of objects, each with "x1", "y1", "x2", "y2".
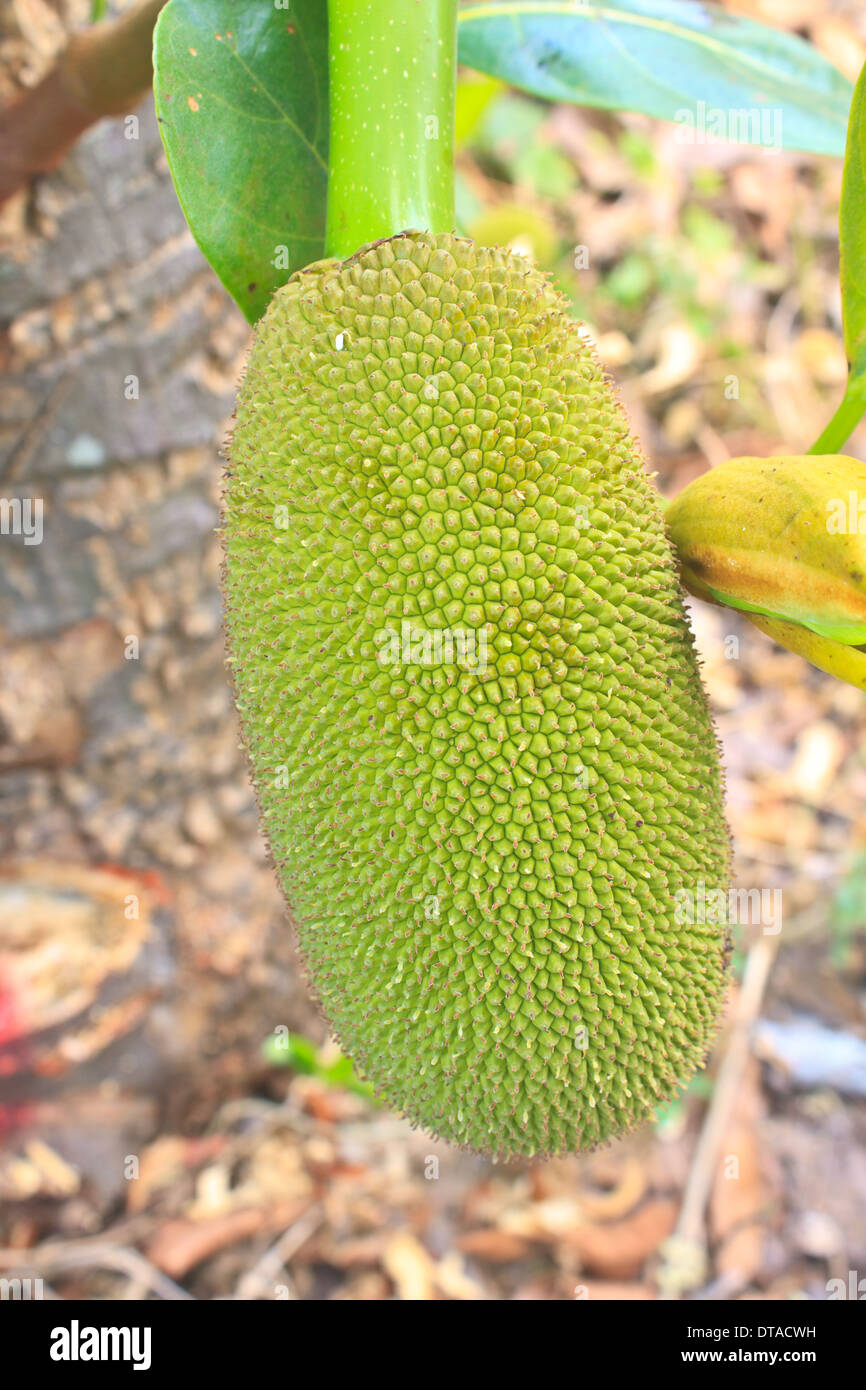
[
  {"x1": 666, "y1": 454, "x2": 866, "y2": 645},
  {"x1": 466, "y1": 202, "x2": 559, "y2": 270},
  {"x1": 666, "y1": 453, "x2": 866, "y2": 691},
  {"x1": 224, "y1": 231, "x2": 729, "y2": 1157}
]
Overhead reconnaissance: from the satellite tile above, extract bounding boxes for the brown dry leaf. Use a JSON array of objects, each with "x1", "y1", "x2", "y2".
[
  {"x1": 23, "y1": 1137, "x2": 79, "y2": 1195},
  {"x1": 146, "y1": 1199, "x2": 310, "y2": 1278},
  {"x1": 461, "y1": 1176, "x2": 533, "y2": 1228},
  {"x1": 244, "y1": 1134, "x2": 315, "y2": 1212},
  {"x1": 576, "y1": 1280, "x2": 655, "y2": 1301},
  {"x1": 564, "y1": 1198, "x2": 678, "y2": 1278},
  {"x1": 320, "y1": 1231, "x2": 389, "y2": 1270},
  {"x1": 636, "y1": 322, "x2": 702, "y2": 396},
  {"x1": 810, "y1": 16, "x2": 866, "y2": 82},
  {"x1": 503, "y1": 1195, "x2": 583, "y2": 1240},
  {"x1": 578, "y1": 1155, "x2": 647, "y2": 1221},
  {"x1": 299, "y1": 1082, "x2": 354, "y2": 1124},
  {"x1": 381, "y1": 1230, "x2": 438, "y2": 1301},
  {"x1": 510, "y1": 1275, "x2": 559, "y2": 1300},
  {"x1": 331, "y1": 1271, "x2": 391, "y2": 1301},
  {"x1": 764, "y1": 341, "x2": 830, "y2": 448},
  {"x1": 0, "y1": 1136, "x2": 80, "y2": 1200},
  {"x1": 127, "y1": 1135, "x2": 228, "y2": 1215},
  {"x1": 709, "y1": 1057, "x2": 774, "y2": 1287},
  {"x1": 10, "y1": 0, "x2": 64, "y2": 58},
  {"x1": 190, "y1": 1162, "x2": 232, "y2": 1217},
  {"x1": 736, "y1": 800, "x2": 817, "y2": 852},
  {"x1": 458, "y1": 1228, "x2": 534, "y2": 1262},
  {"x1": 50, "y1": 991, "x2": 154, "y2": 1071},
  {"x1": 127, "y1": 1136, "x2": 187, "y2": 1214},
  {"x1": 0, "y1": 1155, "x2": 44, "y2": 1201},
  {"x1": 788, "y1": 722, "x2": 845, "y2": 802},
  {"x1": 432, "y1": 1251, "x2": 486, "y2": 1301},
  {"x1": 0, "y1": 862, "x2": 152, "y2": 1035},
  {"x1": 729, "y1": 163, "x2": 796, "y2": 259}
]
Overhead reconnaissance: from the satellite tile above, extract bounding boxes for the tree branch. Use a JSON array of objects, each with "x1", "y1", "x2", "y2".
[{"x1": 0, "y1": 0, "x2": 164, "y2": 205}]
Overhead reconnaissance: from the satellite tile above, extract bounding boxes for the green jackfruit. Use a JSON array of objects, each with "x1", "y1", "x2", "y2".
[{"x1": 224, "y1": 231, "x2": 729, "y2": 1158}]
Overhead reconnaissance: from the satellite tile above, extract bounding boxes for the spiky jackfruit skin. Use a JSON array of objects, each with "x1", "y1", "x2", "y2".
[{"x1": 224, "y1": 231, "x2": 729, "y2": 1158}]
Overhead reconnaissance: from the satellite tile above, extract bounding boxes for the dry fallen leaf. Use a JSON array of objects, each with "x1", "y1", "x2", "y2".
[
  {"x1": 810, "y1": 15, "x2": 866, "y2": 82},
  {"x1": 317, "y1": 1231, "x2": 388, "y2": 1270},
  {"x1": 458, "y1": 1228, "x2": 534, "y2": 1262},
  {"x1": 146, "y1": 1199, "x2": 311, "y2": 1279},
  {"x1": 381, "y1": 1230, "x2": 438, "y2": 1301},
  {"x1": 127, "y1": 1137, "x2": 187, "y2": 1215},
  {"x1": 578, "y1": 1156, "x2": 647, "y2": 1221},
  {"x1": 788, "y1": 722, "x2": 845, "y2": 802},
  {"x1": 575, "y1": 1280, "x2": 655, "y2": 1301},
  {"x1": 23, "y1": 1137, "x2": 79, "y2": 1196},
  {"x1": 564, "y1": 1199, "x2": 679, "y2": 1279},
  {"x1": 432, "y1": 1251, "x2": 486, "y2": 1301},
  {"x1": 0, "y1": 862, "x2": 152, "y2": 1035},
  {"x1": 709, "y1": 1057, "x2": 774, "y2": 1288}
]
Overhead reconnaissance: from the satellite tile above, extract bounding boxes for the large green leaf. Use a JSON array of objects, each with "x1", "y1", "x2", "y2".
[
  {"x1": 153, "y1": 0, "x2": 328, "y2": 324},
  {"x1": 810, "y1": 57, "x2": 866, "y2": 453},
  {"x1": 840, "y1": 60, "x2": 866, "y2": 379},
  {"x1": 458, "y1": 0, "x2": 852, "y2": 157}
]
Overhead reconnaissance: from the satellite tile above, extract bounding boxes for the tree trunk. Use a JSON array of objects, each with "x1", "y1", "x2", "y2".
[{"x1": 0, "y1": 89, "x2": 319, "y2": 1201}]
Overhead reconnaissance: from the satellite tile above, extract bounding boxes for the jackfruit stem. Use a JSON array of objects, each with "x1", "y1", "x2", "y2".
[
  {"x1": 809, "y1": 377, "x2": 866, "y2": 454},
  {"x1": 324, "y1": 0, "x2": 457, "y2": 260}
]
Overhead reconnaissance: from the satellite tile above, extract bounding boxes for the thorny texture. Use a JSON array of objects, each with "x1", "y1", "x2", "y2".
[{"x1": 224, "y1": 231, "x2": 730, "y2": 1157}]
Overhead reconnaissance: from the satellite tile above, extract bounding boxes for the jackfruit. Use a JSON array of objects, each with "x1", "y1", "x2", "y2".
[{"x1": 224, "y1": 231, "x2": 729, "y2": 1158}]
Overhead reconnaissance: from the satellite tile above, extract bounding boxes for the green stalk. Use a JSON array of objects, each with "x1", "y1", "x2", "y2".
[
  {"x1": 325, "y1": 0, "x2": 457, "y2": 260},
  {"x1": 809, "y1": 376, "x2": 866, "y2": 454}
]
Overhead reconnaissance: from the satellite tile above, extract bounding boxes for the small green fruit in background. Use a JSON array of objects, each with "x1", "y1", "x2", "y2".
[
  {"x1": 224, "y1": 231, "x2": 730, "y2": 1157},
  {"x1": 667, "y1": 453, "x2": 866, "y2": 690},
  {"x1": 465, "y1": 201, "x2": 560, "y2": 270}
]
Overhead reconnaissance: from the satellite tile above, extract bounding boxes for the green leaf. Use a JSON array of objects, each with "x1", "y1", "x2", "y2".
[
  {"x1": 811, "y1": 58, "x2": 866, "y2": 454},
  {"x1": 455, "y1": 73, "x2": 505, "y2": 147},
  {"x1": 153, "y1": 0, "x2": 852, "y2": 322},
  {"x1": 153, "y1": 0, "x2": 328, "y2": 323},
  {"x1": 262, "y1": 1030, "x2": 318, "y2": 1072},
  {"x1": 829, "y1": 851, "x2": 866, "y2": 967},
  {"x1": 262, "y1": 1031, "x2": 377, "y2": 1101},
  {"x1": 322, "y1": 1054, "x2": 377, "y2": 1100},
  {"x1": 457, "y1": 0, "x2": 852, "y2": 157},
  {"x1": 840, "y1": 60, "x2": 866, "y2": 380}
]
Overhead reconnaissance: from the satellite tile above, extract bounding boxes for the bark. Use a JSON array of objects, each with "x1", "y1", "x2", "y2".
[{"x1": 0, "y1": 94, "x2": 319, "y2": 1179}]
